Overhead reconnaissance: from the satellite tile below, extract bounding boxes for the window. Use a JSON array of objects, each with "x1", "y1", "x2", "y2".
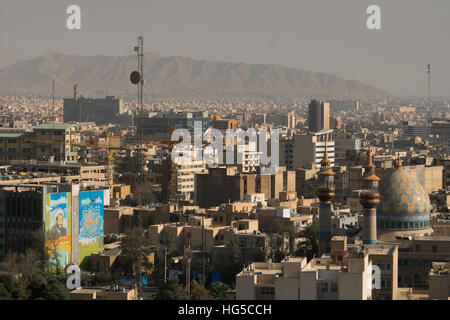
[
  {"x1": 414, "y1": 274, "x2": 421, "y2": 284},
  {"x1": 320, "y1": 282, "x2": 329, "y2": 293},
  {"x1": 415, "y1": 244, "x2": 421, "y2": 252},
  {"x1": 331, "y1": 283, "x2": 338, "y2": 293},
  {"x1": 432, "y1": 245, "x2": 437, "y2": 253},
  {"x1": 261, "y1": 287, "x2": 274, "y2": 295}
]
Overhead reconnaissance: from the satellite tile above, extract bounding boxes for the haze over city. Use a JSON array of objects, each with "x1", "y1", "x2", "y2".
[{"x1": 1, "y1": 0, "x2": 450, "y2": 97}]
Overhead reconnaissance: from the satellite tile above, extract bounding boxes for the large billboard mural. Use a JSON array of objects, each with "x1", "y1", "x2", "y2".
[
  {"x1": 45, "y1": 192, "x2": 72, "y2": 269},
  {"x1": 78, "y1": 191, "x2": 104, "y2": 263}
]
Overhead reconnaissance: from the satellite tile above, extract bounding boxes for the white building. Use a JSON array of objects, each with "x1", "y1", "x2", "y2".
[
  {"x1": 236, "y1": 246, "x2": 373, "y2": 300},
  {"x1": 280, "y1": 130, "x2": 334, "y2": 170}
]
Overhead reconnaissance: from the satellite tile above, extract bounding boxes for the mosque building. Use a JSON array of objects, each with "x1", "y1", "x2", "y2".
[{"x1": 377, "y1": 154, "x2": 433, "y2": 242}]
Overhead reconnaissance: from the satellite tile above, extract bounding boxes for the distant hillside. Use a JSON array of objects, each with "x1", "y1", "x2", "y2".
[{"x1": 0, "y1": 53, "x2": 393, "y2": 100}]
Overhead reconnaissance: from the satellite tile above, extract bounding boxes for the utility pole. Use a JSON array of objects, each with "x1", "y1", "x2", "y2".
[
  {"x1": 202, "y1": 215, "x2": 205, "y2": 287},
  {"x1": 428, "y1": 64, "x2": 431, "y2": 125},
  {"x1": 164, "y1": 246, "x2": 167, "y2": 283},
  {"x1": 52, "y1": 79, "x2": 55, "y2": 123},
  {"x1": 186, "y1": 241, "x2": 191, "y2": 299}
]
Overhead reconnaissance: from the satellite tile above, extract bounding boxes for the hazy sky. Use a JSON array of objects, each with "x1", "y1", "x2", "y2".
[{"x1": 1, "y1": 0, "x2": 450, "y2": 97}]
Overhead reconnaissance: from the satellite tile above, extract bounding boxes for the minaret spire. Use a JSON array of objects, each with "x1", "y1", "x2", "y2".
[
  {"x1": 361, "y1": 146, "x2": 380, "y2": 245},
  {"x1": 395, "y1": 152, "x2": 402, "y2": 169},
  {"x1": 317, "y1": 140, "x2": 335, "y2": 254}
]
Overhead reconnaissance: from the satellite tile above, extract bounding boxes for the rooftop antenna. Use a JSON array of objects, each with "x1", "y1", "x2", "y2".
[
  {"x1": 137, "y1": 32, "x2": 144, "y2": 116},
  {"x1": 52, "y1": 78, "x2": 55, "y2": 126},
  {"x1": 427, "y1": 64, "x2": 431, "y2": 127}
]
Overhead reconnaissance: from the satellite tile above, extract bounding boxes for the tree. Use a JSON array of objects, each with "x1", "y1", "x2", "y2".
[
  {"x1": 154, "y1": 277, "x2": 186, "y2": 300},
  {"x1": 159, "y1": 228, "x2": 177, "y2": 256},
  {"x1": 0, "y1": 233, "x2": 68, "y2": 300},
  {"x1": 268, "y1": 232, "x2": 286, "y2": 262},
  {"x1": 26, "y1": 272, "x2": 68, "y2": 300},
  {"x1": 92, "y1": 272, "x2": 117, "y2": 286},
  {"x1": 296, "y1": 223, "x2": 318, "y2": 260},
  {"x1": 120, "y1": 227, "x2": 154, "y2": 277},
  {"x1": 190, "y1": 280, "x2": 211, "y2": 300},
  {"x1": 120, "y1": 185, "x2": 161, "y2": 207},
  {"x1": 209, "y1": 282, "x2": 230, "y2": 300},
  {"x1": 222, "y1": 238, "x2": 243, "y2": 286},
  {"x1": 0, "y1": 274, "x2": 25, "y2": 300}
]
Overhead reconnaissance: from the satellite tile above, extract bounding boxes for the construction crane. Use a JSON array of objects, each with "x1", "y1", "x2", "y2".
[
  {"x1": 121, "y1": 126, "x2": 180, "y2": 203},
  {"x1": 28, "y1": 134, "x2": 137, "y2": 190}
]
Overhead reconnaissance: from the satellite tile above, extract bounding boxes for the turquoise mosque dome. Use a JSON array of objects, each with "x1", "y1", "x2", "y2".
[{"x1": 377, "y1": 166, "x2": 431, "y2": 231}]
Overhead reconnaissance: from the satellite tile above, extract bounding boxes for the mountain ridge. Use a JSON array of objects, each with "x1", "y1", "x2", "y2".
[{"x1": 0, "y1": 52, "x2": 393, "y2": 100}]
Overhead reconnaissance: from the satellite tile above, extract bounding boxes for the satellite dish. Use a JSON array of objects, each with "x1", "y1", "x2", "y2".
[{"x1": 130, "y1": 71, "x2": 141, "y2": 85}]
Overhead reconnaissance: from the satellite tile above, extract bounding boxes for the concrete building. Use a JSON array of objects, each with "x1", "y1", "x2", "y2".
[
  {"x1": 334, "y1": 132, "x2": 361, "y2": 166},
  {"x1": 308, "y1": 100, "x2": 330, "y2": 133},
  {"x1": 434, "y1": 157, "x2": 450, "y2": 190},
  {"x1": 280, "y1": 130, "x2": 334, "y2": 170},
  {"x1": 266, "y1": 112, "x2": 296, "y2": 129},
  {"x1": 195, "y1": 166, "x2": 294, "y2": 208},
  {"x1": 236, "y1": 246, "x2": 373, "y2": 300},
  {"x1": 397, "y1": 236, "x2": 450, "y2": 288},
  {"x1": 256, "y1": 206, "x2": 312, "y2": 233},
  {"x1": 428, "y1": 262, "x2": 450, "y2": 300},
  {"x1": 137, "y1": 111, "x2": 212, "y2": 138},
  {"x1": 0, "y1": 183, "x2": 106, "y2": 266},
  {"x1": 0, "y1": 184, "x2": 53, "y2": 261},
  {"x1": 0, "y1": 132, "x2": 34, "y2": 163},
  {"x1": 104, "y1": 206, "x2": 134, "y2": 235},
  {"x1": 33, "y1": 123, "x2": 80, "y2": 163},
  {"x1": 0, "y1": 123, "x2": 81, "y2": 164},
  {"x1": 63, "y1": 95, "x2": 124, "y2": 125},
  {"x1": 69, "y1": 287, "x2": 141, "y2": 300}
]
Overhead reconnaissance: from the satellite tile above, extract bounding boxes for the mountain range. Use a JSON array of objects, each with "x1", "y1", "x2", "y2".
[{"x1": 0, "y1": 53, "x2": 393, "y2": 100}]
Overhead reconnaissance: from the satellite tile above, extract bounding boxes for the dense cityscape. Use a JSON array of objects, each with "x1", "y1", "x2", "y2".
[
  {"x1": 1, "y1": 2, "x2": 450, "y2": 306},
  {"x1": 0, "y1": 80, "x2": 450, "y2": 300}
]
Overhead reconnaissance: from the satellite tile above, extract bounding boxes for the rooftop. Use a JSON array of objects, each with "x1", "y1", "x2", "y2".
[{"x1": 33, "y1": 123, "x2": 77, "y2": 131}]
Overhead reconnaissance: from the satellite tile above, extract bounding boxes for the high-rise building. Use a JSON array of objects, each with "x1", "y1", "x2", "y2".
[
  {"x1": 308, "y1": 100, "x2": 330, "y2": 132},
  {"x1": 279, "y1": 130, "x2": 334, "y2": 170},
  {"x1": 137, "y1": 111, "x2": 212, "y2": 138},
  {"x1": 64, "y1": 95, "x2": 124, "y2": 125},
  {"x1": 0, "y1": 184, "x2": 105, "y2": 266},
  {"x1": 267, "y1": 111, "x2": 296, "y2": 129}
]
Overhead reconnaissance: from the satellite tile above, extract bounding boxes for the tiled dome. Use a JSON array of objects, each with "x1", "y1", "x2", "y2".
[{"x1": 377, "y1": 167, "x2": 431, "y2": 230}]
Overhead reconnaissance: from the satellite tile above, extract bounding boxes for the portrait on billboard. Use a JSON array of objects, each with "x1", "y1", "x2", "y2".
[
  {"x1": 50, "y1": 207, "x2": 68, "y2": 238},
  {"x1": 45, "y1": 193, "x2": 72, "y2": 268}
]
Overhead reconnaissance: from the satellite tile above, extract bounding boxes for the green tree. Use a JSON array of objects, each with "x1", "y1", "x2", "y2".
[
  {"x1": 120, "y1": 227, "x2": 154, "y2": 277},
  {"x1": 209, "y1": 282, "x2": 230, "y2": 300},
  {"x1": 26, "y1": 272, "x2": 68, "y2": 300},
  {"x1": 120, "y1": 185, "x2": 161, "y2": 207},
  {"x1": 268, "y1": 232, "x2": 287, "y2": 262},
  {"x1": 0, "y1": 274, "x2": 25, "y2": 300},
  {"x1": 92, "y1": 272, "x2": 117, "y2": 286},
  {"x1": 154, "y1": 277, "x2": 186, "y2": 300},
  {"x1": 296, "y1": 223, "x2": 318, "y2": 260},
  {"x1": 190, "y1": 280, "x2": 211, "y2": 300},
  {"x1": 159, "y1": 228, "x2": 177, "y2": 255},
  {"x1": 222, "y1": 238, "x2": 243, "y2": 286}
]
